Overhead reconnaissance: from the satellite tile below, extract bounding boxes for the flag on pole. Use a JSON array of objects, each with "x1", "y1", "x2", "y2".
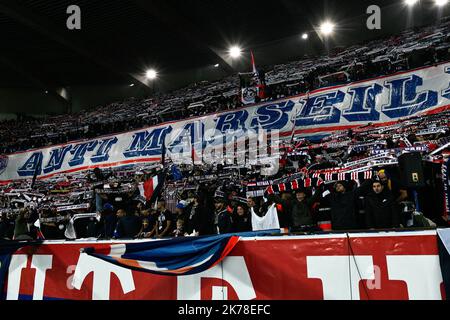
[
  {"x1": 138, "y1": 171, "x2": 166, "y2": 204},
  {"x1": 250, "y1": 50, "x2": 258, "y2": 75},
  {"x1": 30, "y1": 155, "x2": 43, "y2": 189},
  {"x1": 34, "y1": 219, "x2": 46, "y2": 240}
]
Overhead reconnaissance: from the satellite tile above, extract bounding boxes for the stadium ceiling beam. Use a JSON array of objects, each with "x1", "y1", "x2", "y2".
[
  {"x1": 132, "y1": 0, "x2": 235, "y2": 74},
  {"x1": 0, "y1": 1, "x2": 151, "y2": 89},
  {"x1": 0, "y1": 55, "x2": 70, "y2": 107}
]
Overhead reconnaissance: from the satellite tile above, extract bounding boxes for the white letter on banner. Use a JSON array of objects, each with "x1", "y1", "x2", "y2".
[
  {"x1": 6, "y1": 255, "x2": 28, "y2": 300},
  {"x1": 72, "y1": 253, "x2": 135, "y2": 300},
  {"x1": 177, "y1": 256, "x2": 256, "y2": 300},
  {"x1": 386, "y1": 255, "x2": 443, "y2": 300},
  {"x1": 307, "y1": 256, "x2": 375, "y2": 300},
  {"x1": 30, "y1": 255, "x2": 53, "y2": 300}
]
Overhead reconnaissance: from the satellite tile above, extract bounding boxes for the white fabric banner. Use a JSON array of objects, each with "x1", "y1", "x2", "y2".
[{"x1": 1, "y1": 62, "x2": 450, "y2": 181}]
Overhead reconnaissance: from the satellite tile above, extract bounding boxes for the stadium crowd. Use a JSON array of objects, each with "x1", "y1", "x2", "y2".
[
  {"x1": 1, "y1": 18, "x2": 450, "y2": 154},
  {"x1": 1, "y1": 19, "x2": 450, "y2": 240},
  {"x1": 0, "y1": 105, "x2": 449, "y2": 240}
]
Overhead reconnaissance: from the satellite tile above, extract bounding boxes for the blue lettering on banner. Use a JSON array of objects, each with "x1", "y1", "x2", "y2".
[
  {"x1": 214, "y1": 110, "x2": 248, "y2": 133},
  {"x1": 123, "y1": 127, "x2": 172, "y2": 158},
  {"x1": 43, "y1": 145, "x2": 73, "y2": 174},
  {"x1": 17, "y1": 152, "x2": 43, "y2": 177},
  {"x1": 250, "y1": 101, "x2": 295, "y2": 129},
  {"x1": 169, "y1": 122, "x2": 204, "y2": 154},
  {"x1": 343, "y1": 84, "x2": 383, "y2": 122},
  {"x1": 68, "y1": 141, "x2": 98, "y2": 167},
  {"x1": 90, "y1": 137, "x2": 118, "y2": 163},
  {"x1": 295, "y1": 91, "x2": 345, "y2": 126},
  {"x1": 441, "y1": 66, "x2": 450, "y2": 100},
  {"x1": 382, "y1": 75, "x2": 438, "y2": 118}
]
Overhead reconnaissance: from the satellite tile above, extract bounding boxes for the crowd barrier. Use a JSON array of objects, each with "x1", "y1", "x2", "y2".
[{"x1": 2, "y1": 229, "x2": 444, "y2": 300}]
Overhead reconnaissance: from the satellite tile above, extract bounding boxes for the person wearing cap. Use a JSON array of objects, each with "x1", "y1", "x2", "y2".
[{"x1": 213, "y1": 196, "x2": 233, "y2": 235}]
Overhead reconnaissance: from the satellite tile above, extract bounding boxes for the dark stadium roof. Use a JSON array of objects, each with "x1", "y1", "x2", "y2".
[{"x1": 0, "y1": 0, "x2": 446, "y2": 90}]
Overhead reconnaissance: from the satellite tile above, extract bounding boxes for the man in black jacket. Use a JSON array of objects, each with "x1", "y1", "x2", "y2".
[
  {"x1": 213, "y1": 197, "x2": 233, "y2": 235},
  {"x1": 318, "y1": 180, "x2": 372, "y2": 230},
  {"x1": 291, "y1": 189, "x2": 315, "y2": 228},
  {"x1": 365, "y1": 180, "x2": 401, "y2": 229}
]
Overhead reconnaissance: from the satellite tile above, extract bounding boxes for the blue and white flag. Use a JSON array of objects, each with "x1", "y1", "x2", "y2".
[{"x1": 81, "y1": 230, "x2": 279, "y2": 276}]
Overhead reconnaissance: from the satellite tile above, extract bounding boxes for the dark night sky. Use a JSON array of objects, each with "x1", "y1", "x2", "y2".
[{"x1": 0, "y1": 0, "x2": 448, "y2": 114}]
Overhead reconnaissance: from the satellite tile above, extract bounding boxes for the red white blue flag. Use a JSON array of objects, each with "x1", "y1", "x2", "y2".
[{"x1": 81, "y1": 230, "x2": 278, "y2": 276}]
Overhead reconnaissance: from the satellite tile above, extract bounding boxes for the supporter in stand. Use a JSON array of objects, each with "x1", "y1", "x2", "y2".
[
  {"x1": 232, "y1": 205, "x2": 252, "y2": 233},
  {"x1": 377, "y1": 169, "x2": 408, "y2": 203},
  {"x1": 365, "y1": 180, "x2": 401, "y2": 229},
  {"x1": 172, "y1": 218, "x2": 185, "y2": 237},
  {"x1": 114, "y1": 209, "x2": 141, "y2": 239},
  {"x1": 155, "y1": 200, "x2": 175, "y2": 238},
  {"x1": 98, "y1": 203, "x2": 117, "y2": 239},
  {"x1": 290, "y1": 189, "x2": 317, "y2": 230},
  {"x1": 247, "y1": 197, "x2": 262, "y2": 216},
  {"x1": 316, "y1": 180, "x2": 372, "y2": 230},
  {"x1": 14, "y1": 209, "x2": 32, "y2": 240},
  {"x1": 213, "y1": 196, "x2": 233, "y2": 235},
  {"x1": 0, "y1": 212, "x2": 9, "y2": 239},
  {"x1": 136, "y1": 209, "x2": 151, "y2": 238},
  {"x1": 184, "y1": 195, "x2": 201, "y2": 236}
]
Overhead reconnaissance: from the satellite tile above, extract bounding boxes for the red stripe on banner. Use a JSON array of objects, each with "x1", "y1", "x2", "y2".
[
  {"x1": 0, "y1": 157, "x2": 161, "y2": 184},
  {"x1": 279, "y1": 183, "x2": 286, "y2": 192},
  {"x1": 211, "y1": 236, "x2": 241, "y2": 269},
  {"x1": 292, "y1": 180, "x2": 299, "y2": 190}
]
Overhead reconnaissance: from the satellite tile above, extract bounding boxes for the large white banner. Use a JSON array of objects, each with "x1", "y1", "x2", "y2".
[{"x1": 1, "y1": 62, "x2": 450, "y2": 182}]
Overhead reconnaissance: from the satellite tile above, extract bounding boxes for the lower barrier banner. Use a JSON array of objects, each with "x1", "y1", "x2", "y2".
[{"x1": 1, "y1": 230, "x2": 446, "y2": 300}]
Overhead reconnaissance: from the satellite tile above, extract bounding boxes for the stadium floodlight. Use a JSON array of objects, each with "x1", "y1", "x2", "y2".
[
  {"x1": 435, "y1": 0, "x2": 448, "y2": 6},
  {"x1": 404, "y1": 0, "x2": 419, "y2": 6},
  {"x1": 319, "y1": 21, "x2": 335, "y2": 36},
  {"x1": 146, "y1": 69, "x2": 157, "y2": 80},
  {"x1": 129, "y1": 83, "x2": 135, "y2": 87},
  {"x1": 302, "y1": 33, "x2": 309, "y2": 40},
  {"x1": 228, "y1": 46, "x2": 242, "y2": 59},
  {"x1": 214, "y1": 63, "x2": 220, "y2": 67}
]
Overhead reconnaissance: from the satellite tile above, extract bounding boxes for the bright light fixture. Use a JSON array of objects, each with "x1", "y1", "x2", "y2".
[
  {"x1": 435, "y1": 0, "x2": 448, "y2": 6},
  {"x1": 302, "y1": 33, "x2": 309, "y2": 40},
  {"x1": 404, "y1": 0, "x2": 419, "y2": 6},
  {"x1": 319, "y1": 21, "x2": 335, "y2": 36},
  {"x1": 146, "y1": 69, "x2": 157, "y2": 80},
  {"x1": 228, "y1": 46, "x2": 242, "y2": 58}
]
